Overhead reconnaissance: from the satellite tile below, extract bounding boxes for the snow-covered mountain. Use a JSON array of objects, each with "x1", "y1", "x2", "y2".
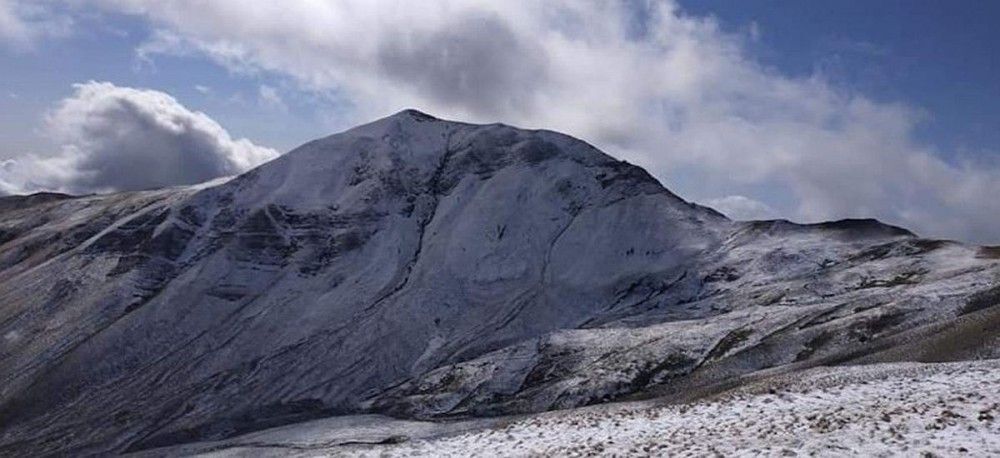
[{"x1": 0, "y1": 110, "x2": 997, "y2": 456}]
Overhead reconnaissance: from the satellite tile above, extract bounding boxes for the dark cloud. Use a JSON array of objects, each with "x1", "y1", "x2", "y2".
[{"x1": 376, "y1": 11, "x2": 547, "y2": 116}]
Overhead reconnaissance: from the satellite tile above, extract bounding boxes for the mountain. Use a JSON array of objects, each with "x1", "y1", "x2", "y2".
[{"x1": 0, "y1": 110, "x2": 997, "y2": 456}]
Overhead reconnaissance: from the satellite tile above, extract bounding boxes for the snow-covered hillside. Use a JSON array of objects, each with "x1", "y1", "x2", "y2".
[
  {"x1": 0, "y1": 110, "x2": 998, "y2": 456},
  {"x1": 383, "y1": 360, "x2": 1000, "y2": 457},
  {"x1": 134, "y1": 360, "x2": 1000, "y2": 457}
]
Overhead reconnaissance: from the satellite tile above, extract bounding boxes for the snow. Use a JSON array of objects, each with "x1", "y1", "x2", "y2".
[
  {"x1": 138, "y1": 359, "x2": 1000, "y2": 457},
  {"x1": 429, "y1": 360, "x2": 997, "y2": 458}
]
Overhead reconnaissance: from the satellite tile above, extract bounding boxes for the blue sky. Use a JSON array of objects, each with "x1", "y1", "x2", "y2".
[
  {"x1": 0, "y1": 1, "x2": 998, "y2": 243},
  {"x1": 0, "y1": 12, "x2": 330, "y2": 157},
  {"x1": 680, "y1": 0, "x2": 1000, "y2": 159}
]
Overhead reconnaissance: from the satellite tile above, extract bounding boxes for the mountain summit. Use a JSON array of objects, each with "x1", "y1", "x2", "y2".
[{"x1": 1, "y1": 111, "x2": 997, "y2": 455}]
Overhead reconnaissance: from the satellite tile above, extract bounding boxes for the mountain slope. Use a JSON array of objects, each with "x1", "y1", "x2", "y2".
[
  {"x1": 130, "y1": 359, "x2": 1000, "y2": 457},
  {"x1": 0, "y1": 110, "x2": 997, "y2": 456}
]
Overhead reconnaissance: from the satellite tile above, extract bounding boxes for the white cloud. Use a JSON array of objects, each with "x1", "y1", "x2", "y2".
[
  {"x1": 0, "y1": 160, "x2": 19, "y2": 195},
  {"x1": 54, "y1": 1, "x2": 1000, "y2": 243},
  {"x1": 0, "y1": 155, "x2": 74, "y2": 196},
  {"x1": 0, "y1": 81, "x2": 277, "y2": 194},
  {"x1": 0, "y1": 0, "x2": 71, "y2": 50},
  {"x1": 703, "y1": 195, "x2": 778, "y2": 221},
  {"x1": 257, "y1": 84, "x2": 287, "y2": 111}
]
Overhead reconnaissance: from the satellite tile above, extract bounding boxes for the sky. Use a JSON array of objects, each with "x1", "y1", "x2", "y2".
[{"x1": 0, "y1": 1, "x2": 998, "y2": 244}]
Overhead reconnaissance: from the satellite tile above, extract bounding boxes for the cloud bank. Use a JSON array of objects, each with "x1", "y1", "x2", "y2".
[
  {"x1": 0, "y1": 81, "x2": 277, "y2": 194},
  {"x1": 81, "y1": 0, "x2": 1000, "y2": 243},
  {"x1": 7, "y1": 1, "x2": 1000, "y2": 243}
]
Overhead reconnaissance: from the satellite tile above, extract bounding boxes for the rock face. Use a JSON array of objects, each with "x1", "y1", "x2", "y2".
[{"x1": 0, "y1": 110, "x2": 997, "y2": 456}]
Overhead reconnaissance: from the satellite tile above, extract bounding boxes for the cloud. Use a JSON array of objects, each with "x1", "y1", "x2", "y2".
[
  {"x1": 257, "y1": 84, "x2": 287, "y2": 111},
  {"x1": 704, "y1": 195, "x2": 778, "y2": 221},
  {"x1": 0, "y1": 81, "x2": 277, "y2": 194},
  {"x1": 0, "y1": 160, "x2": 19, "y2": 195},
  {"x1": 0, "y1": 0, "x2": 72, "y2": 50},
  {"x1": 0, "y1": 155, "x2": 74, "y2": 196},
  {"x1": 67, "y1": 1, "x2": 1000, "y2": 242}
]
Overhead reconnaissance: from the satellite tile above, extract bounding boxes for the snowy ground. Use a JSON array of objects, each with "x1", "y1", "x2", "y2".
[{"x1": 141, "y1": 359, "x2": 1000, "y2": 457}]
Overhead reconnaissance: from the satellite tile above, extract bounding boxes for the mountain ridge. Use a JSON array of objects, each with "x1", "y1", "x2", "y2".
[{"x1": 0, "y1": 110, "x2": 997, "y2": 456}]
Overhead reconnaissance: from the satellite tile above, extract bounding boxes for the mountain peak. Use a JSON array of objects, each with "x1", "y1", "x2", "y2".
[{"x1": 391, "y1": 108, "x2": 439, "y2": 121}]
